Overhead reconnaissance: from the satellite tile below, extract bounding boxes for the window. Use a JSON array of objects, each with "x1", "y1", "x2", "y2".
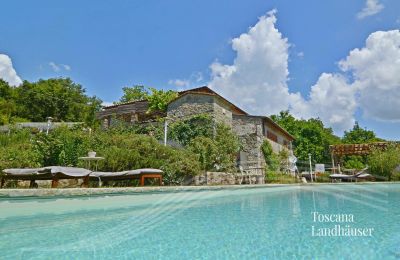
[{"x1": 267, "y1": 131, "x2": 278, "y2": 142}]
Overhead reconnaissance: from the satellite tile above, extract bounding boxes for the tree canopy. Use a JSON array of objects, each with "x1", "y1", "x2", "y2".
[
  {"x1": 271, "y1": 111, "x2": 341, "y2": 163},
  {"x1": 270, "y1": 111, "x2": 387, "y2": 168},
  {"x1": 118, "y1": 85, "x2": 178, "y2": 112},
  {"x1": 118, "y1": 85, "x2": 149, "y2": 103},
  {"x1": 0, "y1": 78, "x2": 102, "y2": 126},
  {"x1": 342, "y1": 121, "x2": 383, "y2": 144}
]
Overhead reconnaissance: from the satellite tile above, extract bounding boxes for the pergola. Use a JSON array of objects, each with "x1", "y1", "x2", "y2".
[{"x1": 329, "y1": 142, "x2": 388, "y2": 173}]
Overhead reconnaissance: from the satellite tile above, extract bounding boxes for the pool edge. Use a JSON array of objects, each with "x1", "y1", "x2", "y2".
[{"x1": 1, "y1": 182, "x2": 399, "y2": 198}]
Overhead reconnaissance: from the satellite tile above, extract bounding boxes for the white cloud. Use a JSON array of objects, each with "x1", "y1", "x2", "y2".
[
  {"x1": 0, "y1": 54, "x2": 22, "y2": 86},
  {"x1": 290, "y1": 73, "x2": 357, "y2": 131},
  {"x1": 209, "y1": 9, "x2": 291, "y2": 115},
  {"x1": 357, "y1": 0, "x2": 384, "y2": 19},
  {"x1": 168, "y1": 72, "x2": 204, "y2": 90},
  {"x1": 49, "y1": 61, "x2": 71, "y2": 72},
  {"x1": 168, "y1": 79, "x2": 190, "y2": 88},
  {"x1": 102, "y1": 101, "x2": 114, "y2": 107},
  {"x1": 49, "y1": 62, "x2": 60, "y2": 72},
  {"x1": 207, "y1": 10, "x2": 358, "y2": 133},
  {"x1": 206, "y1": 10, "x2": 400, "y2": 134},
  {"x1": 62, "y1": 64, "x2": 71, "y2": 71},
  {"x1": 339, "y1": 30, "x2": 400, "y2": 122}
]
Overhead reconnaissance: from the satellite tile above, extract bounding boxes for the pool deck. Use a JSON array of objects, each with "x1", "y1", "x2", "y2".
[{"x1": 0, "y1": 182, "x2": 397, "y2": 198}]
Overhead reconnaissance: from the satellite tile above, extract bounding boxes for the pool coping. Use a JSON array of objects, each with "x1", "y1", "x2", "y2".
[{"x1": 1, "y1": 182, "x2": 399, "y2": 198}]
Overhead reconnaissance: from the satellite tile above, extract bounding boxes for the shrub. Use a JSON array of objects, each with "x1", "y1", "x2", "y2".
[
  {"x1": 188, "y1": 124, "x2": 240, "y2": 172},
  {"x1": 261, "y1": 140, "x2": 280, "y2": 172},
  {"x1": 96, "y1": 132, "x2": 200, "y2": 185},
  {"x1": 368, "y1": 144, "x2": 400, "y2": 181},
  {"x1": 168, "y1": 114, "x2": 213, "y2": 146},
  {"x1": 265, "y1": 171, "x2": 298, "y2": 184},
  {"x1": 33, "y1": 126, "x2": 92, "y2": 166},
  {"x1": 343, "y1": 156, "x2": 365, "y2": 170},
  {"x1": 1, "y1": 127, "x2": 201, "y2": 185},
  {"x1": 0, "y1": 129, "x2": 41, "y2": 171}
]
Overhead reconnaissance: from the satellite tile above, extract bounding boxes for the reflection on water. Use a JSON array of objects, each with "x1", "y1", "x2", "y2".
[{"x1": 0, "y1": 184, "x2": 398, "y2": 259}]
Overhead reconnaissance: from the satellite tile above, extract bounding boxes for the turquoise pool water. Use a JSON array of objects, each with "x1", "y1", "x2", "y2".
[{"x1": 0, "y1": 184, "x2": 399, "y2": 259}]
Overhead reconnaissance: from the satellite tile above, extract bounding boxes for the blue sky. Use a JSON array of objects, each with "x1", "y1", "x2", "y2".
[{"x1": 1, "y1": 0, "x2": 399, "y2": 139}]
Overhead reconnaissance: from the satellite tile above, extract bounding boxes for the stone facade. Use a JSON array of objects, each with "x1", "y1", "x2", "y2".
[
  {"x1": 232, "y1": 115, "x2": 265, "y2": 167},
  {"x1": 213, "y1": 99, "x2": 233, "y2": 127},
  {"x1": 167, "y1": 93, "x2": 214, "y2": 121},
  {"x1": 167, "y1": 93, "x2": 232, "y2": 126}
]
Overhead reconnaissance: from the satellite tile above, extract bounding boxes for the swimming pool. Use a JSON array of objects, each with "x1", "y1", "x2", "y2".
[{"x1": 0, "y1": 184, "x2": 399, "y2": 259}]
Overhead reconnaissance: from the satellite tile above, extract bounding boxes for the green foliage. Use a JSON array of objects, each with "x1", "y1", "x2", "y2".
[
  {"x1": 0, "y1": 127, "x2": 200, "y2": 185},
  {"x1": 368, "y1": 144, "x2": 400, "y2": 181},
  {"x1": 342, "y1": 122, "x2": 383, "y2": 144},
  {"x1": 116, "y1": 85, "x2": 178, "y2": 113},
  {"x1": 33, "y1": 127, "x2": 92, "y2": 167},
  {"x1": 147, "y1": 88, "x2": 178, "y2": 112},
  {"x1": 169, "y1": 115, "x2": 213, "y2": 146},
  {"x1": 261, "y1": 140, "x2": 279, "y2": 171},
  {"x1": 271, "y1": 110, "x2": 341, "y2": 163},
  {"x1": 343, "y1": 156, "x2": 365, "y2": 170},
  {"x1": 0, "y1": 78, "x2": 102, "y2": 127},
  {"x1": 189, "y1": 124, "x2": 240, "y2": 172},
  {"x1": 96, "y1": 132, "x2": 200, "y2": 185},
  {"x1": 261, "y1": 140, "x2": 289, "y2": 173},
  {"x1": 0, "y1": 129, "x2": 41, "y2": 171},
  {"x1": 0, "y1": 79, "x2": 17, "y2": 125},
  {"x1": 118, "y1": 85, "x2": 149, "y2": 103},
  {"x1": 0, "y1": 126, "x2": 202, "y2": 185},
  {"x1": 265, "y1": 171, "x2": 298, "y2": 184}
]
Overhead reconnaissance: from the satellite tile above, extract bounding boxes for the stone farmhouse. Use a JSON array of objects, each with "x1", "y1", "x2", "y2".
[{"x1": 97, "y1": 86, "x2": 294, "y2": 168}]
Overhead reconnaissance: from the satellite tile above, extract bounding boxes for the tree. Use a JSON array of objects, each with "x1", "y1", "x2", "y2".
[
  {"x1": 147, "y1": 88, "x2": 178, "y2": 112},
  {"x1": 342, "y1": 122, "x2": 382, "y2": 144},
  {"x1": 13, "y1": 78, "x2": 102, "y2": 126},
  {"x1": 341, "y1": 122, "x2": 384, "y2": 169},
  {"x1": 0, "y1": 80, "x2": 17, "y2": 124},
  {"x1": 271, "y1": 111, "x2": 341, "y2": 163},
  {"x1": 118, "y1": 85, "x2": 149, "y2": 103},
  {"x1": 117, "y1": 85, "x2": 178, "y2": 112}
]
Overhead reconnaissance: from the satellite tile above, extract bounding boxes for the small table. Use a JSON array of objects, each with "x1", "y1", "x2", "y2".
[{"x1": 78, "y1": 157, "x2": 105, "y2": 171}]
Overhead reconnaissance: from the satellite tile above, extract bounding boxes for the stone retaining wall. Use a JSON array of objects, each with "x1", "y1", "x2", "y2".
[{"x1": 186, "y1": 172, "x2": 265, "y2": 185}]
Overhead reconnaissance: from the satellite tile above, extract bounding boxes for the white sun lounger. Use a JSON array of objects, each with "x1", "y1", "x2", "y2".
[
  {"x1": 89, "y1": 168, "x2": 163, "y2": 186},
  {"x1": 329, "y1": 167, "x2": 371, "y2": 182},
  {"x1": 2, "y1": 166, "x2": 92, "y2": 188}
]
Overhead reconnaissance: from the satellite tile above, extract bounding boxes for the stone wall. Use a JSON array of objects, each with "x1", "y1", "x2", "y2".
[
  {"x1": 167, "y1": 94, "x2": 214, "y2": 121},
  {"x1": 167, "y1": 94, "x2": 233, "y2": 126},
  {"x1": 213, "y1": 100, "x2": 233, "y2": 127},
  {"x1": 185, "y1": 172, "x2": 264, "y2": 185},
  {"x1": 232, "y1": 115, "x2": 265, "y2": 167},
  {"x1": 268, "y1": 139, "x2": 286, "y2": 153},
  {"x1": 3, "y1": 179, "x2": 85, "y2": 189}
]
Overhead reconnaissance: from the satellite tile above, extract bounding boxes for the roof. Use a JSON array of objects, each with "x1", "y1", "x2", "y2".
[
  {"x1": 102, "y1": 86, "x2": 248, "y2": 115},
  {"x1": 102, "y1": 99, "x2": 148, "y2": 109},
  {"x1": 233, "y1": 114, "x2": 295, "y2": 141},
  {"x1": 174, "y1": 86, "x2": 248, "y2": 115}
]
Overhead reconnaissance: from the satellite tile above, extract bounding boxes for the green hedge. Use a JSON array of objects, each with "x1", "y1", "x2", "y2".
[{"x1": 0, "y1": 127, "x2": 201, "y2": 185}]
